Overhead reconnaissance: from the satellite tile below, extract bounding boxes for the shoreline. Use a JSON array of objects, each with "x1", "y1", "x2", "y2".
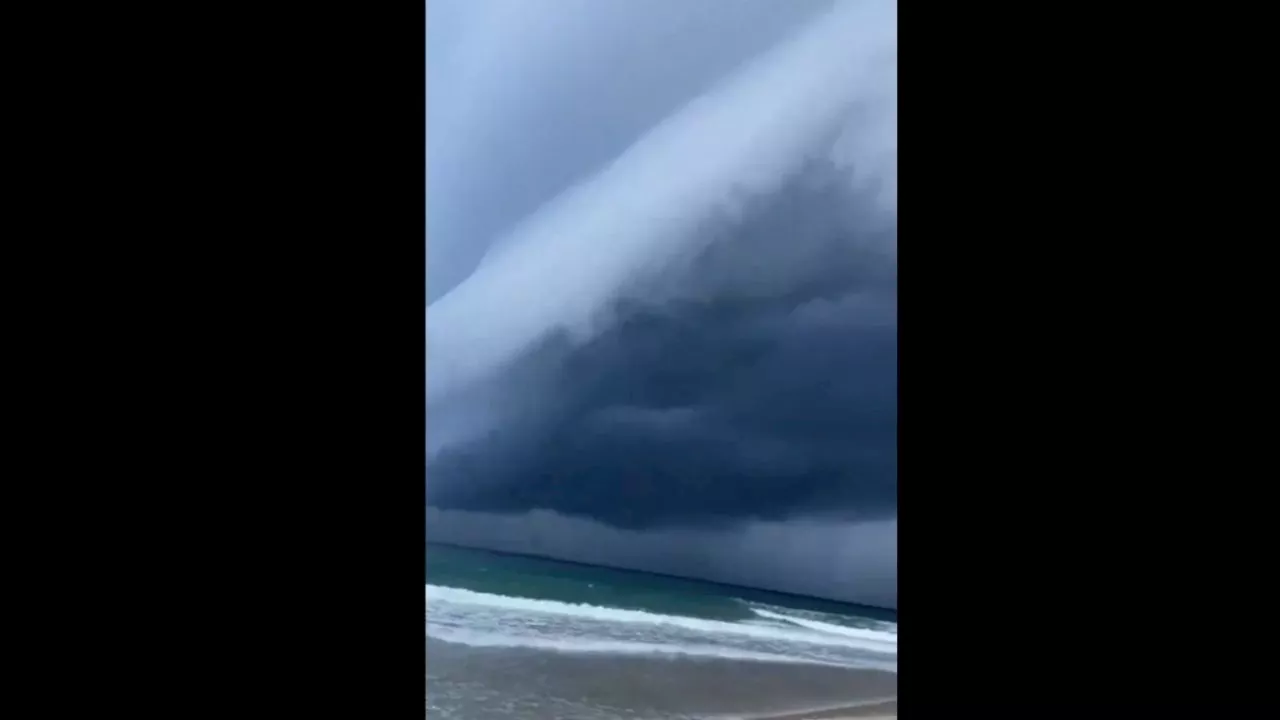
[
  {"x1": 427, "y1": 541, "x2": 897, "y2": 621},
  {"x1": 745, "y1": 698, "x2": 897, "y2": 720}
]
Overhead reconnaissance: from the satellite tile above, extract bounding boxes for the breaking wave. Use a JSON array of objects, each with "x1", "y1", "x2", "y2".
[{"x1": 426, "y1": 584, "x2": 896, "y2": 671}]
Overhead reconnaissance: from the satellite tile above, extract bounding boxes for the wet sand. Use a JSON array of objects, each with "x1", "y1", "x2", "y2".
[
  {"x1": 747, "y1": 698, "x2": 896, "y2": 719},
  {"x1": 428, "y1": 638, "x2": 896, "y2": 719}
]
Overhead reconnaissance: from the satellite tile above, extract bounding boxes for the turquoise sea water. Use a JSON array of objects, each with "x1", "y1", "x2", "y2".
[{"x1": 426, "y1": 543, "x2": 897, "y2": 719}]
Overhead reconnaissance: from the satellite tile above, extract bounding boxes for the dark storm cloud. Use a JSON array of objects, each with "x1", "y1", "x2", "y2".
[
  {"x1": 426, "y1": 0, "x2": 897, "y2": 606},
  {"x1": 427, "y1": 159, "x2": 896, "y2": 529},
  {"x1": 426, "y1": 0, "x2": 895, "y2": 405}
]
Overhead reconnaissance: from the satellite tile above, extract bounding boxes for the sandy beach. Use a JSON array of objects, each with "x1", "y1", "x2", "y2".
[
  {"x1": 427, "y1": 547, "x2": 896, "y2": 719},
  {"x1": 429, "y1": 637, "x2": 896, "y2": 719}
]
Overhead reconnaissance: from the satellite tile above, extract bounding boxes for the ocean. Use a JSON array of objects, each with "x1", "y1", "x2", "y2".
[{"x1": 426, "y1": 543, "x2": 898, "y2": 719}]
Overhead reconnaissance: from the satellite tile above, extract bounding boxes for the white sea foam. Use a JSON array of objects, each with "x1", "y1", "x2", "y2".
[
  {"x1": 426, "y1": 584, "x2": 896, "y2": 671},
  {"x1": 427, "y1": 626, "x2": 857, "y2": 667},
  {"x1": 749, "y1": 607, "x2": 898, "y2": 644}
]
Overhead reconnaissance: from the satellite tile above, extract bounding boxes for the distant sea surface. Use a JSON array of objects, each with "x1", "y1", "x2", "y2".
[{"x1": 426, "y1": 543, "x2": 897, "y2": 719}]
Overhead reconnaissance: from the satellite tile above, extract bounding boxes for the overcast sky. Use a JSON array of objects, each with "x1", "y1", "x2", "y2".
[{"x1": 426, "y1": 0, "x2": 897, "y2": 608}]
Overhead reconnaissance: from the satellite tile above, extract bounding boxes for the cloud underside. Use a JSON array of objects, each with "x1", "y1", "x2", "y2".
[
  {"x1": 427, "y1": 508, "x2": 897, "y2": 608},
  {"x1": 427, "y1": 158, "x2": 896, "y2": 530}
]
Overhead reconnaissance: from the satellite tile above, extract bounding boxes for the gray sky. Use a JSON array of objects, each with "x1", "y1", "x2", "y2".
[
  {"x1": 427, "y1": 0, "x2": 847, "y2": 302},
  {"x1": 426, "y1": 0, "x2": 898, "y2": 607}
]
